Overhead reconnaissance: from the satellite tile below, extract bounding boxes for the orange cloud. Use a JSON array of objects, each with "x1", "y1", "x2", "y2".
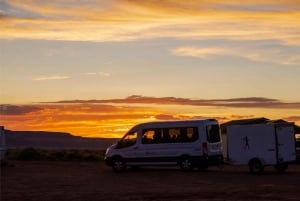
[
  {"x1": 284, "y1": 116, "x2": 300, "y2": 122},
  {"x1": 1, "y1": 95, "x2": 300, "y2": 138},
  {"x1": 0, "y1": 104, "x2": 42, "y2": 115},
  {"x1": 0, "y1": 102, "x2": 163, "y2": 137},
  {"x1": 171, "y1": 46, "x2": 300, "y2": 65},
  {"x1": 45, "y1": 95, "x2": 300, "y2": 109}
]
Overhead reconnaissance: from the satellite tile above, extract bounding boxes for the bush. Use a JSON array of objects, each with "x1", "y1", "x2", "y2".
[
  {"x1": 18, "y1": 147, "x2": 44, "y2": 160},
  {"x1": 1, "y1": 159, "x2": 8, "y2": 167},
  {"x1": 5, "y1": 148, "x2": 105, "y2": 161}
]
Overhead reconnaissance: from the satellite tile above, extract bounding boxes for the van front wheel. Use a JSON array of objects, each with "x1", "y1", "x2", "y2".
[
  {"x1": 112, "y1": 157, "x2": 126, "y2": 172},
  {"x1": 179, "y1": 157, "x2": 193, "y2": 171}
]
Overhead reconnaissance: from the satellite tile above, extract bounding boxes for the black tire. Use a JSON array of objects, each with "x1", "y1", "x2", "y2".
[
  {"x1": 112, "y1": 157, "x2": 126, "y2": 172},
  {"x1": 249, "y1": 159, "x2": 264, "y2": 175},
  {"x1": 179, "y1": 157, "x2": 193, "y2": 171},
  {"x1": 274, "y1": 163, "x2": 288, "y2": 173}
]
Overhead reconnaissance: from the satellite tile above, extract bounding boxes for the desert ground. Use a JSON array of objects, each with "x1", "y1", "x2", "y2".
[{"x1": 1, "y1": 161, "x2": 300, "y2": 201}]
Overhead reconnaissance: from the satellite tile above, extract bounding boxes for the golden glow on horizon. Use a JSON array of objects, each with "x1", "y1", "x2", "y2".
[{"x1": 1, "y1": 101, "x2": 299, "y2": 138}]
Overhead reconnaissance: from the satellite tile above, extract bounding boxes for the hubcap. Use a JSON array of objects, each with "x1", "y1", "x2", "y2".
[
  {"x1": 114, "y1": 160, "x2": 124, "y2": 171},
  {"x1": 182, "y1": 159, "x2": 191, "y2": 170}
]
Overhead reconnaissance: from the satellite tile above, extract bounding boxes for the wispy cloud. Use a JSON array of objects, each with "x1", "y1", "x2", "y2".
[
  {"x1": 44, "y1": 95, "x2": 300, "y2": 109},
  {"x1": 172, "y1": 47, "x2": 229, "y2": 59},
  {"x1": 1, "y1": 0, "x2": 300, "y2": 45},
  {"x1": 32, "y1": 75, "x2": 70, "y2": 81},
  {"x1": 154, "y1": 114, "x2": 229, "y2": 121},
  {"x1": 84, "y1": 72, "x2": 111, "y2": 77},
  {"x1": 0, "y1": 104, "x2": 42, "y2": 115},
  {"x1": 212, "y1": 1, "x2": 299, "y2": 12},
  {"x1": 171, "y1": 45, "x2": 300, "y2": 65}
]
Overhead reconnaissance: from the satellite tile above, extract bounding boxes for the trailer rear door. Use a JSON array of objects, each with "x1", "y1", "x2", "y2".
[{"x1": 276, "y1": 125, "x2": 296, "y2": 163}]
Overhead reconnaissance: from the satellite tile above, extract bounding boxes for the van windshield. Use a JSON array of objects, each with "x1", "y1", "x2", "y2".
[
  {"x1": 206, "y1": 125, "x2": 220, "y2": 143},
  {"x1": 116, "y1": 131, "x2": 138, "y2": 149}
]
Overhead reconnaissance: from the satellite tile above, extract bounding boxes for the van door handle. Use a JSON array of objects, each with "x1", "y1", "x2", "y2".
[{"x1": 267, "y1": 149, "x2": 275, "y2": 151}]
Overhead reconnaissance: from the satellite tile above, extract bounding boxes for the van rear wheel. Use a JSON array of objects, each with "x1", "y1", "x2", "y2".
[
  {"x1": 179, "y1": 157, "x2": 193, "y2": 171},
  {"x1": 112, "y1": 157, "x2": 126, "y2": 172}
]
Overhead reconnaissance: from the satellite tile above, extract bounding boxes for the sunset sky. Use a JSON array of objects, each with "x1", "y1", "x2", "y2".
[{"x1": 1, "y1": 0, "x2": 300, "y2": 138}]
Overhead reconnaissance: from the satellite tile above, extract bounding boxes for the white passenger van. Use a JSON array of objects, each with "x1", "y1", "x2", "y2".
[{"x1": 105, "y1": 119, "x2": 223, "y2": 172}]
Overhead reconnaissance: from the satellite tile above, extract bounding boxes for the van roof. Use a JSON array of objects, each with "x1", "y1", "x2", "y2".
[{"x1": 131, "y1": 119, "x2": 218, "y2": 130}]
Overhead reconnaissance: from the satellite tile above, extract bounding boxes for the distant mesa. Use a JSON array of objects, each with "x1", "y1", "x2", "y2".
[{"x1": 2, "y1": 130, "x2": 117, "y2": 150}]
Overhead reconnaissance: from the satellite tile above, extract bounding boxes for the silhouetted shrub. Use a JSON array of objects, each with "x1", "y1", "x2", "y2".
[
  {"x1": 1, "y1": 159, "x2": 8, "y2": 167},
  {"x1": 50, "y1": 150, "x2": 67, "y2": 161},
  {"x1": 5, "y1": 148, "x2": 105, "y2": 161},
  {"x1": 18, "y1": 147, "x2": 43, "y2": 160},
  {"x1": 66, "y1": 150, "x2": 82, "y2": 161}
]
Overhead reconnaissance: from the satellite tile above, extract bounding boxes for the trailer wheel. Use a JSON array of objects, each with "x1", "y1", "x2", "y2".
[
  {"x1": 274, "y1": 163, "x2": 288, "y2": 173},
  {"x1": 249, "y1": 159, "x2": 264, "y2": 175},
  {"x1": 112, "y1": 156, "x2": 126, "y2": 172},
  {"x1": 179, "y1": 157, "x2": 193, "y2": 171}
]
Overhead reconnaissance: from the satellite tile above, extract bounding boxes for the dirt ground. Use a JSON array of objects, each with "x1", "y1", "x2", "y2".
[{"x1": 1, "y1": 161, "x2": 300, "y2": 201}]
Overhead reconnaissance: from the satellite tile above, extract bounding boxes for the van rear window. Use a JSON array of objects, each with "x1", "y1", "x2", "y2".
[
  {"x1": 206, "y1": 125, "x2": 220, "y2": 143},
  {"x1": 142, "y1": 127, "x2": 198, "y2": 144}
]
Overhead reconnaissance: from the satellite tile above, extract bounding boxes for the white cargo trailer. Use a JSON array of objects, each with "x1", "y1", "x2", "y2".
[{"x1": 227, "y1": 123, "x2": 296, "y2": 174}]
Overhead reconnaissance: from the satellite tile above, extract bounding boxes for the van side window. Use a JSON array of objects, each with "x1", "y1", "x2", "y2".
[
  {"x1": 206, "y1": 125, "x2": 220, "y2": 143},
  {"x1": 187, "y1": 127, "x2": 198, "y2": 141},
  {"x1": 142, "y1": 129, "x2": 155, "y2": 144},
  {"x1": 142, "y1": 127, "x2": 198, "y2": 144},
  {"x1": 142, "y1": 128, "x2": 163, "y2": 144},
  {"x1": 168, "y1": 128, "x2": 181, "y2": 141},
  {"x1": 116, "y1": 131, "x2": 138, "y2": 148}
]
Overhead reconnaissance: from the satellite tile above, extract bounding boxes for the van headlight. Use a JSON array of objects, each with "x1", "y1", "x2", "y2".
[{"x1": 105, "y1": 147, "x2": 110, "y2": 155}]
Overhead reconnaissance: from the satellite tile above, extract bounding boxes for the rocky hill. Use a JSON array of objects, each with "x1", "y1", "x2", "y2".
[{"x1": 3, "y1": 130, "x2": 117, "y2": 150}]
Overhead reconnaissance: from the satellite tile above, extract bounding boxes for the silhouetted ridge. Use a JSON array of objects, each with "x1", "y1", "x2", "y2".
[{"x1": 4, "y1": 130, "x2": 117, "y2": 150}]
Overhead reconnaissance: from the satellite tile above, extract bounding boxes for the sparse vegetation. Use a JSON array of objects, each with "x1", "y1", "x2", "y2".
[
  {"x1": 5, "y1": 148, "x2": 106, "y2": 162},
  {"x1": 1, "y1": 159, "x2": 8, "y2": 167}
]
